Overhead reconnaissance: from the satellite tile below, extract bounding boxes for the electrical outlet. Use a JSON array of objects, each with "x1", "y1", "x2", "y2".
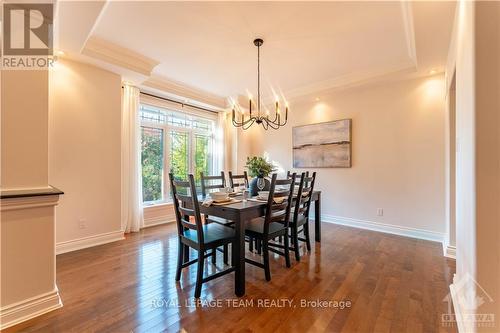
[
  {"x1": 377, "y1": 208, "x2": 384, "y2": 216},
  {"x1": 78, "y1": 218, "x2": 87, "y2": 229}
]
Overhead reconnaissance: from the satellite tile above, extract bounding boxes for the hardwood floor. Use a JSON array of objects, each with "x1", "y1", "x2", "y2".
[{"x1": 6, "y1": 222, "x2": 456, "y2": 333}]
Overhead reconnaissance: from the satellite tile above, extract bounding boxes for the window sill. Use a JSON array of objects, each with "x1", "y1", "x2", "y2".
[{"x1": 142, "y1": 201, "x2": 173, "y2": 209}]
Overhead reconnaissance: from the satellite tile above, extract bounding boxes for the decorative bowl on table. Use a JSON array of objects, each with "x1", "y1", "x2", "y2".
[{"x1": 210, "y1": 191, "x2": 230, "y2": 202}]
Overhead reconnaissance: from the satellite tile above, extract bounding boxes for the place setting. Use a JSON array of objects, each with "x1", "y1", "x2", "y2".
[{"x1": 202, "y1": 187, "x2": 244, "y2": 207}]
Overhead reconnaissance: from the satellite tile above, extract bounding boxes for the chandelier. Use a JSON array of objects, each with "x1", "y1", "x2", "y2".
[{"x1": 232, "y1": 38, "x2": 288, "y2": 130}]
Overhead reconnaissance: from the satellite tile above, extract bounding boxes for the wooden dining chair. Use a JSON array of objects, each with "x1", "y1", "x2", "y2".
[
  {"x1": 170, "y1": 173, "x2": 236, "y2": 298},
  {"x1": 244, "y1": 173, "x2": 296, "y2": 281},
  {"x1": 288, "y1": 172, "x2": 316, "y2": 261},
  {"x1": 200, "y1": 171, "x2": 226, "y2": 196},
  {"x1": 287, "y1": 170, "x2": 310, "y2": 186},
  {"x1": 228, "y1": 171, "x2": 249, "y2": 189},
  {"x1": 200, "y1": 171, "x2": 233, "y2": 264}
]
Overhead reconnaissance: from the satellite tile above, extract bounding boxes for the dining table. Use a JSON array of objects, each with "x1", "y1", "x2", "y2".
[{"x1": 185, "y1": 190, "x2": 321, "y2": 297}]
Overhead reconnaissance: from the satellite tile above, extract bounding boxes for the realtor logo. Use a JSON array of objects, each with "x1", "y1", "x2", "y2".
[
  {"x1": 442, "y1": 273, "x2": 495, "y2": 329},
  {"x1": 2, "y1": 3, "x2": 54, "y2": 69}
]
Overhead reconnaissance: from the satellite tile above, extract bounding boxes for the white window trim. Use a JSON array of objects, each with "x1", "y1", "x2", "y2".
[{"x1": 140, "y1": 101, "x2": 217, "y2": 207}]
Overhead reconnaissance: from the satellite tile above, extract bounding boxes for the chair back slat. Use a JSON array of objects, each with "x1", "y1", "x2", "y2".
[
  {"x1": 176, "y1": 193, "x2": 193, "y2": 203},
  {"x1": 270, "y1": 201, "x2": 289, "y2": 211},
  {"x1": 200, "y1": 171, "x2": 226, "y2": 196},
  {"x1": 291, "y1": 172, "x2": 317, "y2": 223},
  {"x1": 228, "y1": 171, "x2": 249, "y2": 189},
  {"x1": 272, "y1": 190, "x2": 291, "y2": 198},
  {"x1": 178, "y1": 205, "x2": 195, "y2": 217},
  {"x1": 173, "y1": 180, "x2": 190, "y2": 187},
  {"x1": 270, "y1": 213, "x2": 287, "y2": 223},
  {"x1": 181, "y1": 220, "x2": 198, "y2": 230},
  {"x1": 169, "y1": 173, "x2": 205, "y2": 244},
  {"x1": 261, "y1": 173, "x2": 295, "y2": 234}
]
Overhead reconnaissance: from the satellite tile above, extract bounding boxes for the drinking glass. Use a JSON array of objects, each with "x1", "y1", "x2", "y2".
[{"x1": 257, "y1": 178, "x2": 265, "y2": 191}]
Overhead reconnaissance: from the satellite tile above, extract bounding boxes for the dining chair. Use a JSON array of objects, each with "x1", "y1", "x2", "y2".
[
  {"x1": 287, "y1": 170, "x2": 310, "y2": 185},
  {"x1": 288, "y1": 172, "x2": 316, "y2": 261},
  {"x1": 228, "y1": 171, "x2": 249, "y2": 189},
  {"x1": 200, "y1": 171, "x2": 233, "y2": 264},
  {"x1": 200, "y1": 171, "x2": 226, "y2": 196},
  {"x1": 244, "y1": 173, "x2": 296, "y2": 281},
  {"x1": 169, "y1": 173, "x2": 236, "y2": 298}
]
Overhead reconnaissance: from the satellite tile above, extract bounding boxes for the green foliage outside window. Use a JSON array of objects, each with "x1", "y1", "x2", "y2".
[
  {"x1": 140, "y1": 110, "x2": 214, "y2": 202},
  {"x1": 170, "y1": 131, "x2": 189, "y2": 181},
  {"x1": 142, "y1": 127, "x2": 164, "y2": 202},
  {"x1": 194, "y1": 135, "x2": 210, "y2": 186}
]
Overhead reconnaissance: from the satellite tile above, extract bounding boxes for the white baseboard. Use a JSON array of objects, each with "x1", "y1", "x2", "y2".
[
  {"x1": 443, "y1": 244, "x2": 456, "y2": 259},
  {"x1": 0, "y1": 288, "x2": 62, "y2": 330},
  {"x1": 320, "y1": 214, "x2": 445, "y2": 243},
  {"x1": 56, "y1": 230, "x2": 124, "y2": 255}
]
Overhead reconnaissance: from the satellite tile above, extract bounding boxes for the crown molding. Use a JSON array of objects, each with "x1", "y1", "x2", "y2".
[
  {"x1": 401, "y1": 1, "x2": 418, "y2": 68},
  {"x1": 82, "y1": 36, "x2": 159, "y2": 76},
  {"x1": 240, "y1": 61, "x2": 419, "y2": 109},
  {"x1": 142, "y1": 75, "x2": 227, "y2": 110},
  {"x1": 269, "y1": 61, "x2": 417, "y2": 104}
]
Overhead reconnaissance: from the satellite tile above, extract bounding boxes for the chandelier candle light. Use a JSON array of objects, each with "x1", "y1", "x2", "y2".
[{"x1": 232, "y1": 38, "x2": 288, "y2": 130}]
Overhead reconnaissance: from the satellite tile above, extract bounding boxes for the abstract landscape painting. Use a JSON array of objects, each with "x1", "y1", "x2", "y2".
[{"x1": 292, "y1": 119, "x2": 352, "y2": 168}]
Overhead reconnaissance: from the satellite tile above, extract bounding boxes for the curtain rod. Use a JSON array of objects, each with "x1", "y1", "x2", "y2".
[{"x1": 138, "y1": 91, "x2": 219, "y2": 114}]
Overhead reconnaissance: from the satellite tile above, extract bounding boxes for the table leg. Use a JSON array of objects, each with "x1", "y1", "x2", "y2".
[
  {"x1": 233, "y1": 214, "x2": 245, "y2": 297},
  {"x1": 315, "y1": 192, "x2": 321, "y2": 242}
]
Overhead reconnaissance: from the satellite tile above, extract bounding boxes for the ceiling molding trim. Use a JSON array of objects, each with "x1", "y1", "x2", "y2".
[
  {"x1": 266, "y1": 61, "x2": 417, "y2": 104},
  {"x1": 82, "y1": 36, "x2": 159, "y2": 76},
  {"x1": 78, "y1": 0, "x2": 109, "y2": 54},
  {"x1": 401, "y1": 1, "x2": 418, "y2": 68},
  {"x1": 142, "y1": 76, "x2": 227, "y2": 111}
]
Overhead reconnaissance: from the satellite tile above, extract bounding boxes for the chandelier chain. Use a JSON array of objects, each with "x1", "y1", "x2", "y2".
[{"x1": 257, "y1": 42, "x2": 260, "y2": 116}]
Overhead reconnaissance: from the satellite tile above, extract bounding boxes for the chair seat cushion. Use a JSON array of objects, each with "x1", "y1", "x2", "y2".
[
  {"x1": 183, "y1": 224, "x2": 235, "y2": 245},
  {"x1": 207, "y1": 215, "x2": 234, "y2": 226},
  {"x1": 245, "y1": 217, "x2": 287, "y2": 235}
]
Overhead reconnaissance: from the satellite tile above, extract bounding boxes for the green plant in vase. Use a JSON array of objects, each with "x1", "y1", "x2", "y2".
[{"x1": 245, "y1": 156, "x2": 276, "y2": 196}]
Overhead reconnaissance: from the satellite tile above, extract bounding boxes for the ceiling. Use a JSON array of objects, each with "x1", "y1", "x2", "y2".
[{"x1": 57, "y1": 1, "x2": 456, "y2": 106}]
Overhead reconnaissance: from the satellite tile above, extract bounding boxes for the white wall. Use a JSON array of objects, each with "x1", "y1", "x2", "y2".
[
  {"x1": 249, "y1": 75, "x2": 447, "y2": 237},
  {"x1": 1, "y1": 70, "x2": 62, "y2": 329},
  {"x1": 49, "y1": 59, "x2": 122, "y2": 247},
  {"x1": 1, "y1": 71, "x2": 49, "y2": 189}
]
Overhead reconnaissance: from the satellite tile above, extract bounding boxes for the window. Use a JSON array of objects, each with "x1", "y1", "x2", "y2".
[
  {"x1": 140, "y1": 103, "x2": 216, "y2": 205},
  {"x1": 141, "y1": 127, "x2": 164, "y2": 203}
]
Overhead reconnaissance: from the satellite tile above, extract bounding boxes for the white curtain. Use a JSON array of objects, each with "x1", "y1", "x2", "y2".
[
  {"x1": 121, "y1": 84, "x2": 144, "y2": 233},
  {"x1": 215, "y1": 110, "x2": 232, "y2": 173}
]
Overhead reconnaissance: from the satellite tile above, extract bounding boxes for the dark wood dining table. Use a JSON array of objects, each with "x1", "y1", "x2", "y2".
[{"x1": 190, "y1": 190, "x2": 321, "y2": 297}]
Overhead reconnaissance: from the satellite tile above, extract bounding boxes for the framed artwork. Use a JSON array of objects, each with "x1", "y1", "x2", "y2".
[{"x1": 292, "y1": 119, "x2": 352, "y2": 168}]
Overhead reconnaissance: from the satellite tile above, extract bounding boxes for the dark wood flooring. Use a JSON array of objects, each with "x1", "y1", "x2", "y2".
[{"x1": 6, "y1": 222, "x2": 456, "y2": 333}]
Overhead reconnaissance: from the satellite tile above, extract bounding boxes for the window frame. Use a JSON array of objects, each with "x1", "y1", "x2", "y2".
[{"x1": 140, "y1": 103, "x2": 216, "y2": 206}]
